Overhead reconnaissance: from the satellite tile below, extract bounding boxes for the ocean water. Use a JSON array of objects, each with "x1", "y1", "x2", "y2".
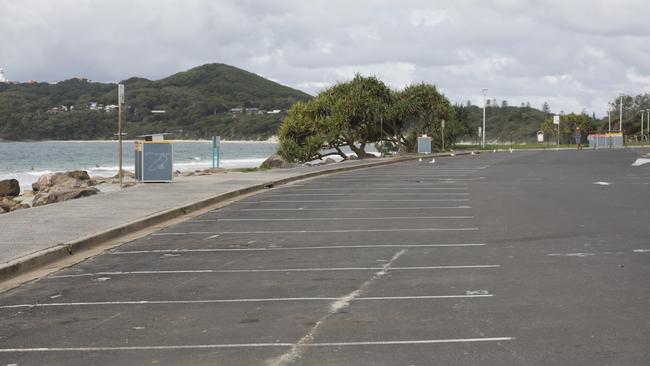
[{"x1": 0, "y1": 141, "x2": 278, "y2": 189}]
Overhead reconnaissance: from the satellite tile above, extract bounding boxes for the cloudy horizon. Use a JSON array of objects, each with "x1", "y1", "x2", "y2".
[{"x1": 2, "y1": 0, "x2": 650, "y2": 117}]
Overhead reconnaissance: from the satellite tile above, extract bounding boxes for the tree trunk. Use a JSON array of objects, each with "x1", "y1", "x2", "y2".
[{"x1": 345, "y1": 139, "x2": 373, "y2": 159}]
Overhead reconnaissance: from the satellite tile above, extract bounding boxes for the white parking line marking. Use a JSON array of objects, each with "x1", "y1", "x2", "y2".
[
  {"x1": 152, "y1": 232, "x2": 216, "y2": 236},
  {"x1": 190, "y1": 216, "x2": 474, "y2": 222},
  {"x1": 239, "y1": 206, "x2": 472, "y2": 211},
  {"x1": 264, "y1": 193, "x2": 470, "y2": 197},
  {"x1": 48, "y1": 265, "x2": 500, "y2": 278},
  {"x1": 209, "y1": 228, "x2": 479, "y2": 234},
  {"x1": 0, "y1": 294, "x2": 494, "y2": 309},
  {"x1": 284, "y1": 187, "x2": 469, "y2": 191},
  {"x1": 154, "y1": 227, "x2": 479, "y2": 235},
  {"x1": 111, "y1": 243, "x2": 487, "y2": 254},
  {"x1": 242, "y1": 199, "x2": 470, "y2": 203},
  {"x1": 0, "y1": 337, "x2": 514, "y2": 353}
]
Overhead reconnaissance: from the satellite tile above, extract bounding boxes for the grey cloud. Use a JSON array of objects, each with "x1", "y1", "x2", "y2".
[{"x1": 1, "y1": 0, "x2": 650, "y2": 116}]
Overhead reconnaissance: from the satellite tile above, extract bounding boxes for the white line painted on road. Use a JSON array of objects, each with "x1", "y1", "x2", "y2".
[
  {"x1": 242, "y1": 199, "x2": 470, "y2": 203},
  {"x1": 0, "y1": 295, "x2": 493, "y2": 309},
  {"x1": 284, "y1": 187, "x2": 469, "y2": 191},
  {"x1": 547, "y1": 253, "x2": 595, "y2": 257},
  {"x1": 593, "y1": 181, "x2": 611, "y2": 186},
  {"x1": 157, "y1": 228, "x2": 478, "y2": 235},
  {"x1": 190, "y1": 216, "x2": 474, "y2": 222},
  {"x1": 48, "y1": 265, "x2": 500, "y2": 278},
  {"x1": 633, "y1": 249, "x2": 650, "y2": 253},
  {"x1": 0, "y1": 337, "x2": 514, "y2": 353},
  {"x1": 632, "y1": 158, "x2": 650, "y2": 166},
  {"x1": 264, "y1": 193, "x2": 470, "y2": 197},
  {"x1": 206, "y1": 228, "x2": 479, "y2": 234},
  {"x1": 239, "y1": 206, "x2": 472, "y2": 211},
  {"x1": 111, "y1": 243, "x2": 486, "y2": 254},
  {"x1": 152, "y1": 232, "x2": 217, "y2": 236}
]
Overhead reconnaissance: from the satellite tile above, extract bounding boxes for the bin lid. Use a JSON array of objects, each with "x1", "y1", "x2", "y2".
[{"x1": 136, "y1": 133, "x2": 171, "y2": 142}]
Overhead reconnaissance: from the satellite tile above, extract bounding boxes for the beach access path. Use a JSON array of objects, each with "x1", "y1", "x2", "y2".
[{"x1": 0, "y1": 157, "x2": 418, "y2": 281}]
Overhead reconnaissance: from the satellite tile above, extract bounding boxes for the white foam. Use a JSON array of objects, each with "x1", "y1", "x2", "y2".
[{"x1": 3, "y1": 158, "x2": 268, "y2": 190}]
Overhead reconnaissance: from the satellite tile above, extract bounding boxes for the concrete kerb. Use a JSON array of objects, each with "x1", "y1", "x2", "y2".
[{"x1": 0, "y1": 152, "x2": 471, "y2": 282}]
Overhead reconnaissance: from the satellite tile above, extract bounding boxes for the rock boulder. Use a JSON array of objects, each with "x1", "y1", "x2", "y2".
[
  {"x1": 32, "y1": 187, "x2": 100, "y2": 207},
  {"x1": 0, "y1": 197, "x2": 18, "y2": 212},
  {"x1": 113, "y1": 170, "x2": 135, "y2": 179},
  {"x1": 0, "y1": 179, "x2": 20, "y2": 197},
  {"x1": 260, "y1": 155, "x2": 297, "y2": 169}
]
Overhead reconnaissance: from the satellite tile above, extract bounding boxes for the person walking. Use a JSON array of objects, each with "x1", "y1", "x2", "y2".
[{"x1": 574, "y1": 126, "x2": 582, "y2": 150}]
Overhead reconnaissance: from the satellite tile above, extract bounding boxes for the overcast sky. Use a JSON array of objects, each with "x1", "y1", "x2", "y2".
[{"x1": 2, "y1": 0, "x2": 650, "y2": 116}]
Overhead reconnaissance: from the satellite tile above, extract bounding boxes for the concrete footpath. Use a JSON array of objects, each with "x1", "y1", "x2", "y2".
[{"x1": 0, "y1": 156, "x2": 423, "y2": 280}]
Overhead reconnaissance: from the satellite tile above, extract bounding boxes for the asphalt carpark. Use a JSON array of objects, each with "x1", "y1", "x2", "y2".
[{"x1": 1, "y1": 148, "x2": 649, "y2": 365}]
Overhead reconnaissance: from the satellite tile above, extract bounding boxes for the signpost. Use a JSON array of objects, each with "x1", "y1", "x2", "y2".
[
  {"x1": 118, "y1": 84, "x2": 125, "y2": 189},
  {"x1": 212, "y1": 136, "x2": 221, "y2": 168}
]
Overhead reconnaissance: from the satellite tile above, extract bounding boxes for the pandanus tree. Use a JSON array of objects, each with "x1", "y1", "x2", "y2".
[{"x1": 278, "y1": 76, "x2": 458, "y2": 162}]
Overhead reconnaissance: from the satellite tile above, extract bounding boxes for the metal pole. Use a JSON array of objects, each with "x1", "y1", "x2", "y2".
[
  {"x1": 212, "y1": 136, "x2": 216, "y2": 168},
  {"x1": 380, "y1": 115, "x2": 383, "y2": 156},
  {"x1": 118, "y1": 84, "x2": 124, "y2": 189},
  {"x1": 441, "y1": 119, "x2": 445, "y2": 151},
  {"x1": 641, "y1": 111, "x2": 645, "y2": 142},
  {"x1": 608, "y1": 111, "x2": 611, "y2": 133},
  {"x1": 619, "y1": 93, "x2": 624, "y2": 132},
  {"x1": 557, "y1": 116, "x2": 560, "y2": 149},
  {"x1": 481, "y1": 88, "x2": 487, "y2": 148}
]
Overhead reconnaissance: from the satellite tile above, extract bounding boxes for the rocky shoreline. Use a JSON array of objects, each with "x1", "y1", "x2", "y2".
[{"x1": 0, "y1": 154, "x2": 345, "y2": 215}]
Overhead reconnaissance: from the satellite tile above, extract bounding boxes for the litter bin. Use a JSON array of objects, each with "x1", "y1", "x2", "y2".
[
  {"x1": 135, "y1": 133, "x2": 173, "y2": 182},
  {"x1": 417, "y1": 135, "x2": 432, "y2": 154}
]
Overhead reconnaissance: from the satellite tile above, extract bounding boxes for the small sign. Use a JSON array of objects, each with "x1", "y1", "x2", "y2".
[
  {"x1": 441, "y1": 120, "x2": 445, "y2": 129},
  {"x1": 553, "y1": 115, "x2": 560, "y2": 125},
  {"x1": 478, "y1": 127, "x2": 482, "y2": 137},
  {"x1": 118, "y1": 84, "x2": 125, "y2": 104}
]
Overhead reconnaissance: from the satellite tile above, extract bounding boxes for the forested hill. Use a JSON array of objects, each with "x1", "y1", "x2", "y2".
[
  {"x1": 456, "y1": 103, "x2": 552, "y2": 144},
  {"x1": 0, "y1": 63, "x2": 312, "y2": 141}
]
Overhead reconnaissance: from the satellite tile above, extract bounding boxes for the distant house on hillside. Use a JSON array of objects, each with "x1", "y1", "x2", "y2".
[
  {"x1": 47, "y1": 105, "x2": 69, "y2": 114},
  {"x1": 88, "y1": 102, "x2": 104, "y2": 111},
  {"x1": 267, "y1": 109, "x2": 281, "y2": 114},
  {"x1": 229, "y1": 107, "x2": 244, "y2": 114},
  {"x1": 105, "y1": 104, "x2": 118, "y2": 112}
]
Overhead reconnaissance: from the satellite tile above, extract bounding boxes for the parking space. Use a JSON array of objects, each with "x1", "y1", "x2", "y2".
[{"x1": 1, "y1": 149, "x2": 649, "y2": 365}]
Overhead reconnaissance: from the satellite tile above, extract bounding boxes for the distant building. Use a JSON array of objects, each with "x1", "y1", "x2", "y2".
[
  {"x1": 88, "y1": 102, "x2": 105, "y2": 111},
  {"x1": 246, "y1": 108, "x2": 259, "y2": 114},
  {"x1": 0, "y1": 67, "x2": 6, "y2": 83},
  {"x1": 105, "y1": 104, "x2": 118, "y2": 112},
  {"x1": 229, "y1": 107, "x2": 244, "y2": 114},
  {"x1": 46, "y1": 106, "x2": 69, "y2": 114},
  {"x1": 267, "y1": 109, "x2": 282, "y2": 114}
]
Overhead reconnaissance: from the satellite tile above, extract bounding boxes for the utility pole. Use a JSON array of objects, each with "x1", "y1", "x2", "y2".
[
  {"x1": 118, "y1": 84, "x2": 124, "y2": 189},
  {"x1": 481, "y1": 88, "x2": 488, "y2": 148}
]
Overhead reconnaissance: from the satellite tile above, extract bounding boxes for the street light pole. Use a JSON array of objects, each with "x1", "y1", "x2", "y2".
[
  {"x1": 481, "y1": 88, "x2": 488, "y2": 148},
  {"x1": 608, "y1": 110, "x2": 611, "y2": 133},
  {"x1": 619, "y1": 93, "x2": 624, "y2": 132},
  {"x1": 641, "y1": 110, "x2": 645, "y2": 141}
]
